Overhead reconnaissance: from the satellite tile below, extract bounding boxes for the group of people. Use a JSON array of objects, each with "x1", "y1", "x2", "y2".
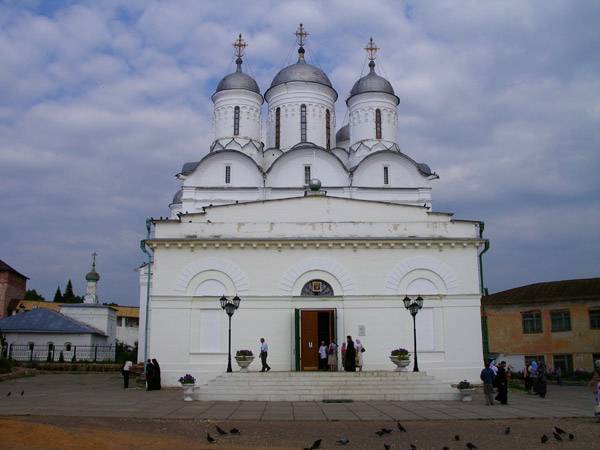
[
  {"x1": 145, "y1": 358, "x2": 161, "y2": 390},
  {"x1": 523, "y1": 360, "x2": 548, "y2": 398},
  {"x1": 316, "y1": 336, "x2": 366, "y2": 372},
  {"x1": 479, "y1": 359, "x2": 510, "y2": 405}
]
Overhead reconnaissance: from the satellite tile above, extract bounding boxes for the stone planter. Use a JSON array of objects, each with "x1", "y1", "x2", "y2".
[
  {"x1": 458, "y1": 388, "x2": 475, "y2": 402},
  {"x1": 181, "y1": 383, "x2": 195, "y2": 401},
  {"x1": 389, "y1": 356, "x2": 411, "y2": 371},
  {"x1": 235, "y1": 356, "x2": 255, "y2": 372}
]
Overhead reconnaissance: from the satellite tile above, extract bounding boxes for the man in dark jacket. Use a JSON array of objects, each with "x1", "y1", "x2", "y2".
[
  {"x1": 480, "y1": 361, "x2": 496, "y2": 405},
  {"x1": 494, "y1": 361, "x2": 508, "y2": 404}
]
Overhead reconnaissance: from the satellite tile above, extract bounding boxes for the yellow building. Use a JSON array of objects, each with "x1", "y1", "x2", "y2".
[{"x1": 482, "y1": 278, "x2": 600, "y2": 373}]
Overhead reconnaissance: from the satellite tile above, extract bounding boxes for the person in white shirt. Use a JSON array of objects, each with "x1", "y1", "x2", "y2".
[
  {"x1": 259, "y1": 338, "x2": 271, "y2": 372},
  {"x1": 122, "y1": 360, "x2": 132, "y2": 388},
  {"x1": 318, "y1": 341, "x2": 328, "y2": 371}
]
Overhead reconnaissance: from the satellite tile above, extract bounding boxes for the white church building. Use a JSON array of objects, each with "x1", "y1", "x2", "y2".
[{"x1": 139, "y1": 27, "x2": 488, "y2": 391}]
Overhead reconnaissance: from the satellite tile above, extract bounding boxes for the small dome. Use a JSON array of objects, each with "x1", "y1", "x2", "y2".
[
  {"x1": 348, "y1": 61, "x2": 398, "y2": 104},
  {"x1": 214, "y1": 58, "x2": 261, "y2": 96},
  {"x1": 85, "y1": 269, "x2": 100, "y2": 282},
  {"x1": 336, "y1": 124, "x2": 349, "y2": 142}
]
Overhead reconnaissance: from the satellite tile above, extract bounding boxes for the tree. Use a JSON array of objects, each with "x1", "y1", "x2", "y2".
[
  {"x1": 53, "y1": 286, "x2": 63, "y2": 303},
  {"x1": 24, "y1": 289, "x2": 45, "y2": 301},
  {"x1": 63, "y1": 279, "x2": 76, "y2": 303}
]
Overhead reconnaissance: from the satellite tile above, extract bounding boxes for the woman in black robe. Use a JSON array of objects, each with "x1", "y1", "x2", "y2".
[
  {"x1": 145, "y1": 359, "x2": 155, "y2": 391},
  {"x1": 494, "y1": 361, "x2": 508, "y2": 404},
  {"x1": 534, "y1": 363, "x2": 548, "y2": 398},
  {"x1": 151, "y1": 358, "x2": 161, "y2": 390},
  {"x1": 344, "y1": 336, "x2": 356, "y2": 372}
]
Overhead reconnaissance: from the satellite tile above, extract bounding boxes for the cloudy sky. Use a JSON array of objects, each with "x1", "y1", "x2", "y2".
[{"x1": 1, "y1": 0, "x2": 599, "y2": 305}]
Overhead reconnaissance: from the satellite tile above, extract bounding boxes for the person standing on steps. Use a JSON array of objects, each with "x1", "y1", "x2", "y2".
[
  {"x1": 259, "y1": 337, "x2": 271, "y2": 372},
  {"x1": 344, "y1": 336, "x2": 356, "y2": 372}
]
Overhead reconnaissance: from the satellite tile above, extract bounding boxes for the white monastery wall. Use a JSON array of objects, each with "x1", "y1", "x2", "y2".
[
  {"x1": 348, "y1": 92, "x2": 398, "y2": 145},
  {"x1": 212, "y1": 90, "x2": 262, "y2": 142},
  {"x1": 184, "y1": 152, "x2": 263, "y2": 188},
  {"x1": 352, "y1": 152, "x2": 427, "y2": 188},
  {"x1": 266, "y1": 149, "x2": 347, "y2": 187},
  {"x1": 60, "y1": 305, "x2": 117, "y2": 343}
]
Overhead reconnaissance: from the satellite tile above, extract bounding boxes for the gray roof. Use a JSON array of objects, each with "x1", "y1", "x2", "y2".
[
  {"x1": 214, "y1": 58, "x2": 261, "y2": 96},
  {"x1": 336, "y1": 124, "x2": 349, "y2": 142},
  {"x1": 180, "y1": 161, "x2": 200, "y2": 176},
  {"x1": 172, "y1": 189, "x2": 183, "y2": 204},
  {"x1": 0, "y1": 308, "x2": 107, "y2": 336},
  {"x1": 0, "y1": 259, "x2": 28, "y2": 279},
  {"x1": 348, "y1": 61, "x2": 399, "y2": 104},
  {"x1": 267, "y1": 54, "x2": 337, "y2": 100}
]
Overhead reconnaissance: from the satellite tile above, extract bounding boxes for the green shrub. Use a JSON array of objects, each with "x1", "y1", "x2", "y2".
[{"x1": 0, "y1": 358, "x2": 14, "y2": 373}]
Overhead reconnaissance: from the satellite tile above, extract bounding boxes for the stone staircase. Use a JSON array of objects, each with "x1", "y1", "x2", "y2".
[{"x1": 194, "y1": 371, "x2": 460, "y2": 401}]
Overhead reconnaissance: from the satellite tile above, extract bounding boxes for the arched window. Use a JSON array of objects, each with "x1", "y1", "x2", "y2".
[
  {"x1": 65, "y1": 342, "x2": 72, "y2": 352},
  {"x1": 325, "y1": 109, "x2": 331, "y2": 149},
  {"x1": 275, "y1": 107, "x2": 281, "y2": 148},
  {"x1": 300, "y1": 104, "x2": 307, "y2": 142},
  {"x1": 301, "y1": 279, "x2": 334, "y2": 296},
  {"x1": 383, "y1": 166, "x2": 389, "y2": 185},
  {"x1": 375, "y1": 109, "x2": 382, "y2": 139},
  {"x1": 233, "y1": 106, "x2": 240, "y2": 136}
]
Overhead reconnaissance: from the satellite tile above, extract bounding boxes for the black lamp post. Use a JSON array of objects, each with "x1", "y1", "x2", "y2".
[
  {"x1": 219, "y1": 295, "x2": 241, "y2": 373},
  {"x1": 403, "y1": 295, "x2": 424, "y2": 372}
]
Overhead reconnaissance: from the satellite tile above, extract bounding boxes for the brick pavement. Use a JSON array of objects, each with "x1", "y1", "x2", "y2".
[{"x1": 0, "y1": 373, "x2": 595, "y2": 421}]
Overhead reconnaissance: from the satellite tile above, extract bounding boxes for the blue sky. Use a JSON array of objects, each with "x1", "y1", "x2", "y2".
[{"x1": 1, "y1": 0, "x2": 599, "y2": 305}]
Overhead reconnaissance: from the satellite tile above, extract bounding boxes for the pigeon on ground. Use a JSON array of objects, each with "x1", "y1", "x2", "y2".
[
  {"x1": 466, "y1": 443, "x2": 478, "y2": 450},
  {"x1": 381, "y1": 428, "x2": 393, "y2": 434},
  {"x1": 230, "y1": 428, "x2": 240, "y2": 434},
  {"x1": 553, "y1": 432, "x2": 563, "y2": 442},
  {"x1": 454, "y1": 434, "x2": 460, "y2": 441},
  {"x1": 216, "y1": 425, "x2": 227, "y2": 435},
  {"x1": 6, "y1": 392, "x2": 10, "y2": 397},
  {"x1": 541, "y1": 434, "x2": 549, "y2": 444},
  {"x1": 409, "y1": 444, "x2": 417, "y2": 450},
  {"x1": 383, "y1": 444, "x2": 390, "y2": 450},
  {"x1": 20, "y1": 390, "x2": 24, "y2": 396},
  {"x1": 555, "y1": 426, "x2": 566, "y2": 435},
  {"x1": 568, "y1": 433, "x2": 575, "y2": 441},
  {"x1": 311, "y1": 439, "x2": 322, "y2": 449},
  {"x1": 336, "y1": 438, "x2": 350, "y2": 445},
  {"x1": 504, "y1": 426, "x2": 511, "y2": 435},
  {"x1": 443, "y1": 447, "x2": 450, "y2": 450},
  {"x1": 376, "y1": 430, "x2": 386, "y2": 437},
  {"x1": 397, "y1": 422, "x2": 407, "y2": 432},
  {"x1": 206, "y1": 433, "x2": 216, "y2": 443}
]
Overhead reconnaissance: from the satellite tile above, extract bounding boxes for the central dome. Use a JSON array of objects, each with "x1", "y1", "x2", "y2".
[{"x1": 270, "y1": 60, "x2": 333, "y2": 89}]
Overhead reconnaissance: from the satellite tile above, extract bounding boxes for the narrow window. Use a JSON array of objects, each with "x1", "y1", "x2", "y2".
[
  {"x1": 304, "y1": 165, "x2": 311, "y2": 185},
  {"x1": 275, "y1": 107, "x2": 281, "y2": 148},
  {"x1": 590, "y1": 309, "x2": 600, "y2": 329},
  {"x1": 375, "y1": 108, "x2": 382, "y2": 139},
  {"x1": 233, "y1": 106, "x2": 240, "y2": 136},
  {"x1": 300, "y1": 104, "x2": 307, "y2": 142},
  {"x1": 325, "y1": 109, "x2": 331, "y2": 149},
  {"x1": 225, "y1": 165, "x2": 231, "y2": 184},
  {"x1": 383, "y1": 166, "x2": 389, "y2": 185}
]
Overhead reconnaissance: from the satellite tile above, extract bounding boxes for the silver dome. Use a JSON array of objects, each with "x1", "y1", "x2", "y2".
[
  {"x1": 335, "y1": 124, "x2": 349, "y2": 142},
  {"x1": 267, "y1": 51, "x2": 337, "y2": 100},
  {"x1": 214, "y1": 58, "x2": 261, "y2": 96},
  {"x1": 347, "y1": 61, "x2": 399, "y2": 104}
]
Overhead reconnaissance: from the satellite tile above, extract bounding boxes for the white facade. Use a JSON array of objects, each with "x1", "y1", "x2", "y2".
[
  {"x1": 142, "y1": 32, "x2": 487, "y2": 389},
  {"x1": 60, "y1": 304, "x2": 117, "y2": 343},
  {"x1": 213, "y1": 89, "x2": 262, "y2": 144}
]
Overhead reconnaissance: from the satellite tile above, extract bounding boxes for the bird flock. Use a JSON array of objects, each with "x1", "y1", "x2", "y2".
[{"x1": 202, "y1": 421, "x2": 577, "y2": 448}]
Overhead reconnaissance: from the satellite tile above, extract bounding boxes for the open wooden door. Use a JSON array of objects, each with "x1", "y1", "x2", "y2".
[{"x1": 300, "y1": 310, "x2": 319, "y2": 370}]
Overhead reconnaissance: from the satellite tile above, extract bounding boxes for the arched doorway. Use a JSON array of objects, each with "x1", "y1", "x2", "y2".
[{"x1": 295, "y1": 280, "x2": 336, "y2": 371}]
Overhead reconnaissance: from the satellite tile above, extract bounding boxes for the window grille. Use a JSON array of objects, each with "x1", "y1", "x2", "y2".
[
  {"x1": 233, "y1": 106, "x2": 240, "y2": 136},
  {"x1": 522, "y1": 311, "x2": 542, "y2": 334},
  {"x1": 550, "y1": 310, "x2": 571, "y2": 332},
  {"x1": 301, "y1": 279, "x2": 334, "y2": 296},
  {"x1": 375, "y1": 108, "x2": 382, "y2": 139},
  {"x1": 300, "y1": 104, "x2": 307, "y2": 142},
  {"x1": 383, "y1": 166, "x2": 389, "y2": 185},
  {"x1": 225, "y1": 165, "x2": 231, "y2": 184},
  {"x1": 325, "y1": 109, "x2": 331, "y2": 149},
  {"x1": 275, "y1": 107, "x2": 281, "y2": 148}
]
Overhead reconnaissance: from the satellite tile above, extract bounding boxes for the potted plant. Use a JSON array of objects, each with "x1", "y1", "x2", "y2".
[
  {"x1": 235, "y1": 350, "x2": 255, "y2": 372},
  {"x1": 456, "y1": 380, "x2": 475, "y2": 402},
  {"x1": 389, "y1": 348, "x2": 411, "y2": 371},
  {"x1": 178, "y1": 374, "x2": 196, "y2": 401}
]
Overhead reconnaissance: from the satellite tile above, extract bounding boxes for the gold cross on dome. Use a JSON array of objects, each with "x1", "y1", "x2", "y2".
[
  {"x1": 233, "y1": 33, "x2": 247, "y2": 58},
  {"x1": 295, "y1": 23, "x2": 309, "y2": 47},
  {"x1": 91, "y1": 252, "x2": 97, "y2": 267},
  {"x1": 365, "y1": 37, "x2": 379, "y2": 61}
]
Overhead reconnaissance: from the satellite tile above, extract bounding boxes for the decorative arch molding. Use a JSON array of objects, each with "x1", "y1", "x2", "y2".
[
  {"x1": 385, "y1": 256, "x2": 460, "y2": 295},
  {"x1": 280, "y1": 258, "x2": 354, "y2": 296},
  {"x1": 175, "y1": 257, "x2": 250, "y2": 296}
]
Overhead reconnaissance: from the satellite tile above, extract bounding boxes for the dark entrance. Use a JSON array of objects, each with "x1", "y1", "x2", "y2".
[{"x1": 295, "y1": 309, "x2": 336, "y2": 371}]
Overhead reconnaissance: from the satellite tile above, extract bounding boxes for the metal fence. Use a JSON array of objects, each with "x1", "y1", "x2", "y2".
[{"x1": 7, "y1": 343, "x2": 116, "y2": 362}]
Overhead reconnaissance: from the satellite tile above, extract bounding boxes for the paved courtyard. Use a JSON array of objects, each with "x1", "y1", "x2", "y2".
[{"x1": 0, "y1": 373, "x2": 596, "y2": 421}]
